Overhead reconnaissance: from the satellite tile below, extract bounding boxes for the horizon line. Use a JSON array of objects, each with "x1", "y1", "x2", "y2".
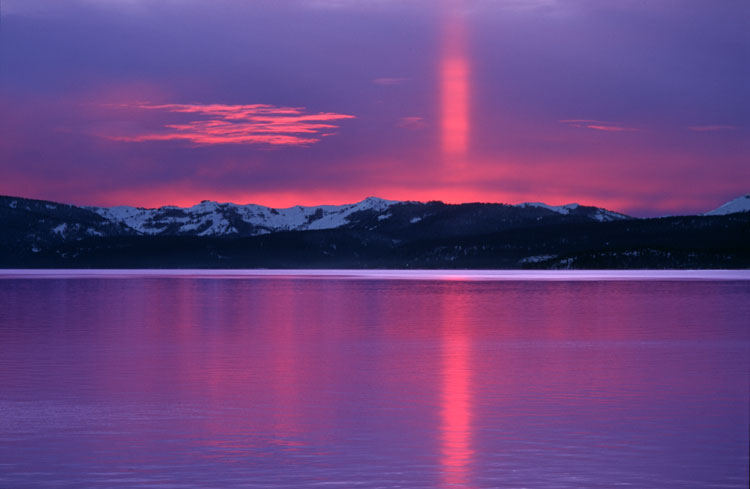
[{"x1": 2, "y1": 192, "x2": 747, "y2": 217}]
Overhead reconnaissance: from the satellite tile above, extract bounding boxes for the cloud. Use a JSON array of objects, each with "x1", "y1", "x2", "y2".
[
  {"x1": 396, "y1": 116, "x2": 428, "y2": 130},
  {"x1": 472, "y1": 0, "x2": 561, "y2": 12},
  {"x1": 688, "y1": 125, "x2": 737, "y2": 132},
  {"x1": 302, "y1": 0, "x2": 562, "y2": 14},
  {"x1": 560, "y1": 119, "x2": 638, "y2": 132},
  {"x1": 107, "y1": 103, "x2": 355, "y2": 146},
  {"x1": 373, "y1": 77, "x2": 410, "y2": 86},
  {"x1": 2, "y1": 0, "x2": 163, "y2": 16}
]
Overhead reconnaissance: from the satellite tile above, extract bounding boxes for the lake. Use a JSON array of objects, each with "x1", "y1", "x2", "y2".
[{"x1": 1, "y1": 270, "x2": 748, "y2": 488}]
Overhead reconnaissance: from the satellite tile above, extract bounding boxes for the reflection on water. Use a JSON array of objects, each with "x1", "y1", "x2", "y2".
[
  {"x1": 0, "y1": 273, "x2": 748, "y2": 488},
  {"x1": 441, "y1": 288, "x2": 473, "y2": 488}
]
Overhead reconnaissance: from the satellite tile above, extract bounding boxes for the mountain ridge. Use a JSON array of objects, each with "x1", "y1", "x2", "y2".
[
  {"x1": 0, "y1": 194, "x2": 636, "y2": 238},
  {"x1": 1, "y1": 193, "x2": 747, "y2": 269}
]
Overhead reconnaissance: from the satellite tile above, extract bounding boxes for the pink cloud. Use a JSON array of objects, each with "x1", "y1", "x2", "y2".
[
  {"x1": 688, "y1": 125, "x2": 736, "y2": 132},
  {"x1": 373, "y1": 77, "x2": 410, "y2": 86},
  {"x1": 560, "y1": 119, "x2": 638, "y2": 132},
  {"x1": 396, "y1": 116, "x2": 428, "y2": 130},
  {"x1": 108, "y1": 103, "x2": 355, "y2": 146}
]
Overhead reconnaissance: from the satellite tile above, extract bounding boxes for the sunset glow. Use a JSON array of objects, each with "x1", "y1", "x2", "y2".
[{"x1": 0, "y1": 0, "x2": 747, "y2": 215}]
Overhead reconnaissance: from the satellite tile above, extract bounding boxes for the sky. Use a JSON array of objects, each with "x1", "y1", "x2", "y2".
[{"x1": 0, "y1": 0, "x2": 748, "y2": 216}]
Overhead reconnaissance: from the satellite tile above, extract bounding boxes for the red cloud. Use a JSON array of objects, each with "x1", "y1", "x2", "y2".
[
  {"x1": 560, "y1": 119, "x2": 638, "y2": 132},
  {"x1": 688, "y1": 125, "x2": 736, "y2": 132},
  {"x1": 373, "y1": 77, "x2": 410, "y2": 86},
  {"x1": 111, "y1": 103, "x2": 355, "y2": 146},
  {"x1": 396, "y1": 116, "x2": 428, "y2": 130}
]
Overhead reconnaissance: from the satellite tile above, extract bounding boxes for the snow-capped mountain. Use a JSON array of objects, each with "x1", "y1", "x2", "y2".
[
  {"x1": 704, "y1": 194, "x2": 750, "y2": 216},
  {"x1": 84, "y1": 197, "x2": 631, "y2": 237},
  {"x1": 88, "y1": 197, "x2": 398, "y2": 237}
]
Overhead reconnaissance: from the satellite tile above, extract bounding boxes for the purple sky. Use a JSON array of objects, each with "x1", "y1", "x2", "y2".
[{"x1": 0, "y1": 0, "x2": 748, "y2": 215}]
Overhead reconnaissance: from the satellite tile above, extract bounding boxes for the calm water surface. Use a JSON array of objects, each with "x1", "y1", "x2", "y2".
[{"x1": 1, "y1": 271, "x2": 748, "y2": 488}]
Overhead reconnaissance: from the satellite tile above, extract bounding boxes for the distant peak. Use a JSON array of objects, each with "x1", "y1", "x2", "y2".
[
  {"x1": 704, "y1": 193, "x2": 750, "y2": 216},
  {"x1": 357, "y1": 196, "x2": 400, "y2": 206}
]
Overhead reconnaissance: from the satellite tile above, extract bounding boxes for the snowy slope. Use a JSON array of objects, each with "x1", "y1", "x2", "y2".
[
  {"x1": 518, "y1": 202, "x2": 629, "y2": 222},
  {"x1": 704, "y1": 194, "x2": 750, "y2": 216},
  {"x1": 518, "y1": 202, "x2": 581, "y2": 214}
]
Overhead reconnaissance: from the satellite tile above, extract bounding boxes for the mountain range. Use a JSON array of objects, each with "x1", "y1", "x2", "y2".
[{"x1": 1, "y1": 194, "x2": 748, "y2": 269}]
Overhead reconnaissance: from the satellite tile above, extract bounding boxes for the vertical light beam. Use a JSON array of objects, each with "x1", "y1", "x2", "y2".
[{"x1": 441, "y1": 0, "x2": 470, "y2": 161}]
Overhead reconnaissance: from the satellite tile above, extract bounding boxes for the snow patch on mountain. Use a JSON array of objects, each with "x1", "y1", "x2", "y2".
[
  {"x1": 519, "y1": 254, "x2": 557, "y2": 264},
  {"x1": 591, "y1": 208, "x2": 630, "y2": 222},
  {"x1": 517, "y1": 202, "x2": 628, "y2": 221},
  {"x1": 52, "y1": 223, "x2": 67, "y2": 236},
  {"x1": 518, "y1": 202, "x2": 580, "y2": 215},
  {"x1": 704, "y1": 194, "x2": 750, "y2": 216},
  {"x1": 93, "y1": 206, "x2": 157, "y2": 234}
]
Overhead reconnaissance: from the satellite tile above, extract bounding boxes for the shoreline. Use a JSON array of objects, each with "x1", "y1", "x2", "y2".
[{"x1": 1, "y1": 269, "x2": 749, "y2": 281}]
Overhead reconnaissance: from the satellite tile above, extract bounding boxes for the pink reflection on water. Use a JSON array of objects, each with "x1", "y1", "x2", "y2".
[
  {"x1": 440, "y1": 285, "x2": 474, "y2": 488},
  {"x1": 0, "y1": 278, "x2": 747, "y2": 488},
  {"x1": 264, "y1": 282, "x2": 305, "y2": 449}
]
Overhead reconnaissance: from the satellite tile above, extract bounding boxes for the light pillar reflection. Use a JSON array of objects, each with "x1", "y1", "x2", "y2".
[{"x1": 440, "y1": 284, "x2": 474, "y2": 488}]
